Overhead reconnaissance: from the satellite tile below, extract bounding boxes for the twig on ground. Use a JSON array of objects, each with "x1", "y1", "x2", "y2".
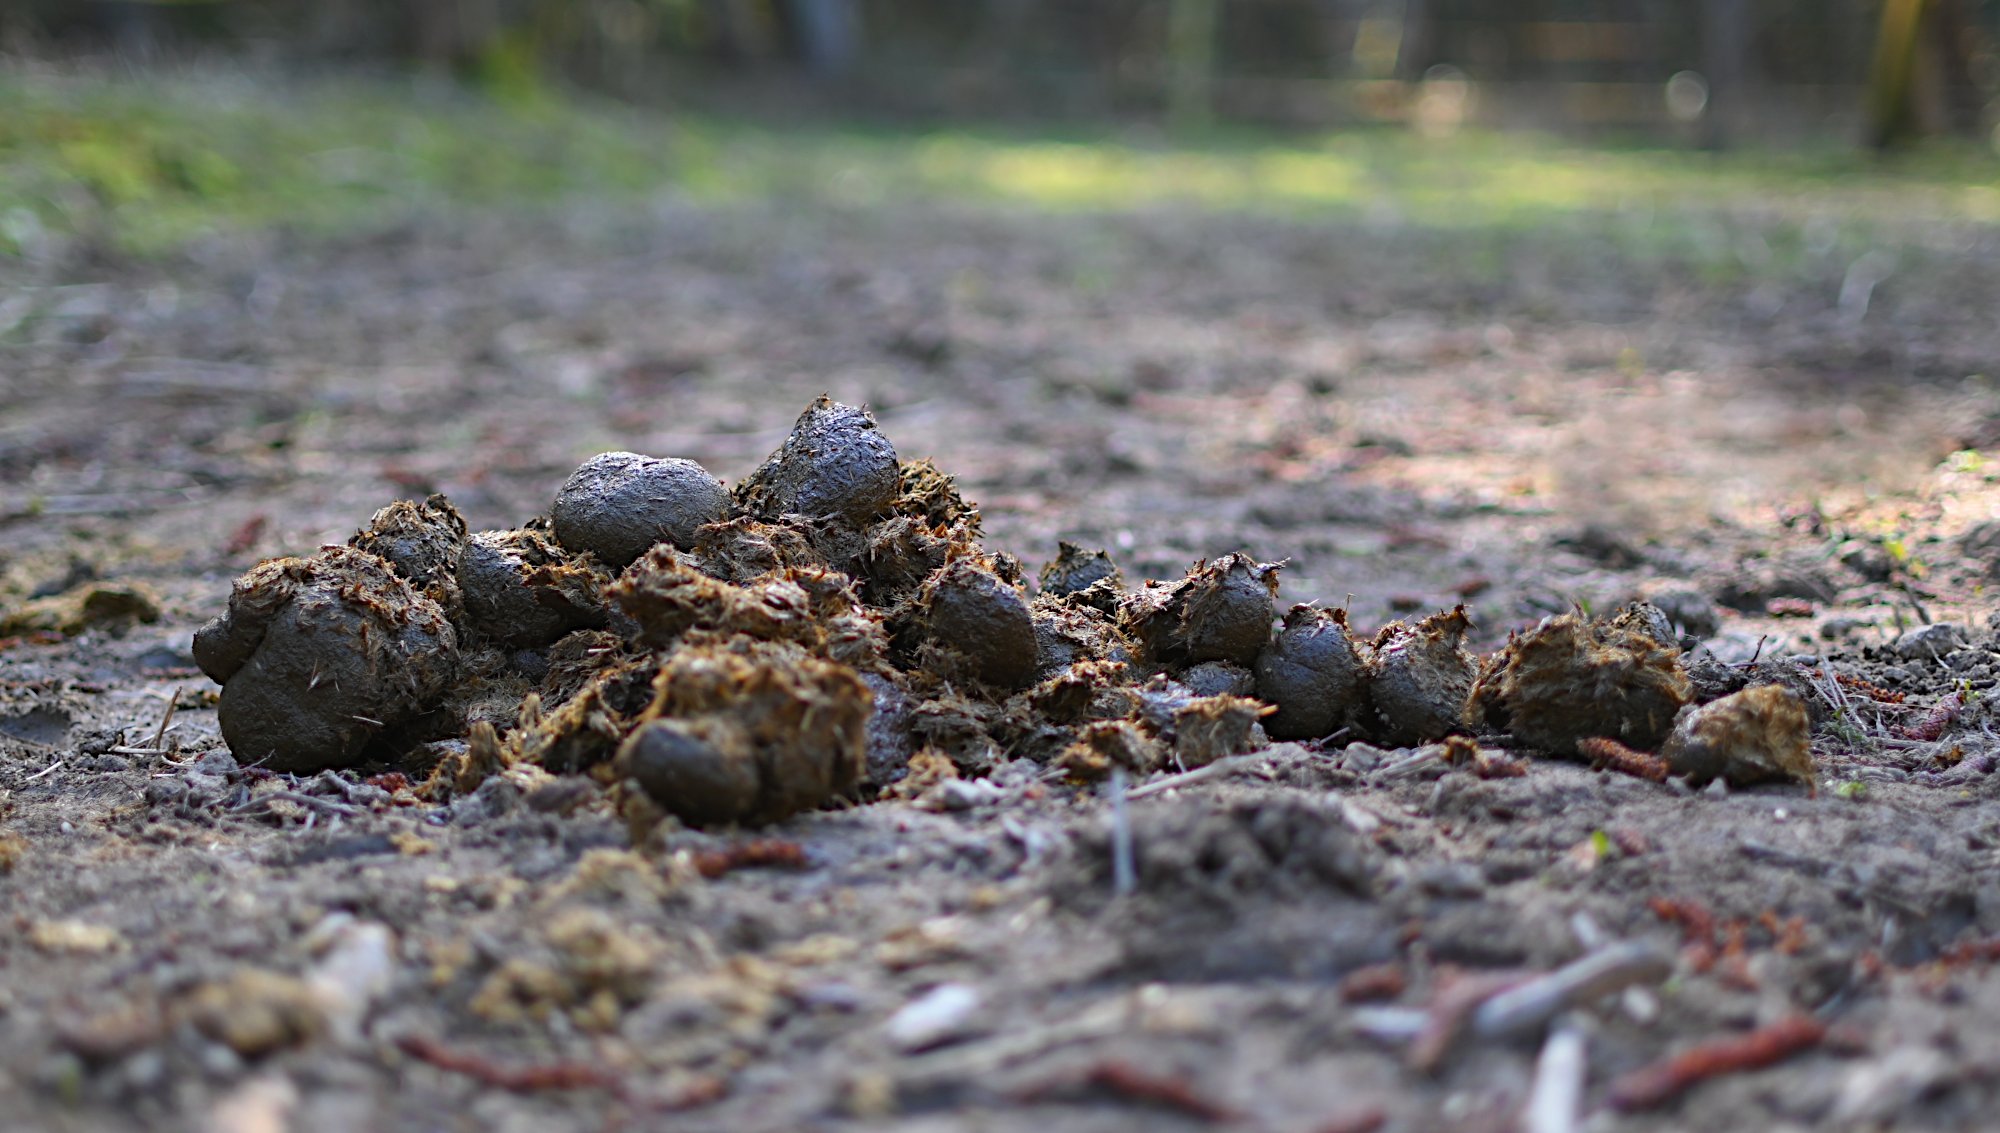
[
  {"x1": 1108, "y1": 767, "x2": 1135, "y2": 897},
  {"x1": 395, "y1": 1033, "x2": 623, "y2": 1094},
  {"x1": 22, "y1": 758, "x2": 63, "y2": 782},
  {"x1": 1408, "y1": 969, "x2": 1531, "y2": 1073},
  {"x1": 229, "y1": 790, "x2": 361, "y2": 818},
  {"x1": 1020, "y1": 1060, "x2": 1237, "y2": 1122},
  {"x1": 1337, "y1": 963, "x2": 1408, "y2": 1004},
  {"x1": 1374, "y1": 746, "x2": 1447, "y2": 782},
  {"x1": 148, "y1": 694, "x2": 178, "y2": 754},
  {"x1": 690, "y1": 839, "x2": 808, "y2": 879},
  {"x1": 1312, "y1": 1107, "x2": 1388, "y2": 1133},
  {"x1": 1472, "y1": 942, "x2": 1672, "y2": 1039},
  {"x1": 1523, "y1": 1021, "x2": 1588, "y2": 1133},
  {"x1": 1126, "y1": 755, "x2": 1255, "y2": 799},
  {"x1": 1606, "y1": 1016, "x2": 1826, "y2": 1112}
]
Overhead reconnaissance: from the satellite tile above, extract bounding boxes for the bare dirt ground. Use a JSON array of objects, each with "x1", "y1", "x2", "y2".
[{"x1": 8, "y1": 197, "x2": 2000, "y2": 1132}]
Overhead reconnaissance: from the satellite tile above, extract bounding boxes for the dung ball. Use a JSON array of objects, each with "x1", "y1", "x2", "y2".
[
  {"x1": 552, "y1": 451, "x2": 729, "y2": 569},
  {"x1": 1661, "y1": 684, "x2": 1815, "y2": 789},
  {"x1": 457, "y1": 527, "x2": 610, "y2": 649},
  {"x1": 619, "y1": 719, "x2": 760, "y2": 828},
  {"x1": 1363, "y1": 605, "x2": 1476, "y2": 747},
  {"x1": 1467, "y1": 604, "x2": 1691, "y2": 758},
  {"x1": 1254, "y1": 605, "x2": 1365, "y2": 741},
  {"x1": 195, "y1": 546, "x2": 459, "y2": 774},
  {"x1": 911, "y1": 559, "x2": 1040, "y2": 691},
  {"x1": 1119, "y1": 553, "x2": 1279, "y2": 668},
  {"x1": 1038, "y1": 542, "x2": 1123, "y2": 598},
  {"x1": 734, "y1": 397, "x2": 899, "y2": 529}
]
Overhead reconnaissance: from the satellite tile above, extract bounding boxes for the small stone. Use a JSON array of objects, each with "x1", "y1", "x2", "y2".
[
  {"x1": 186, "y1": 970, "x2": 326, "y2": 1057},
  {"x1": 1893, "y1": 623, "x2": 1967, "y2": 661},
  {"x1": 885, "y1": 983, "x2": 981, "y2": 1052}
]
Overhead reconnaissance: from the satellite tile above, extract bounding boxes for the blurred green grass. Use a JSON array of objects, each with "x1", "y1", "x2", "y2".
[{"x1": 3, "y1": 68, "x2": 1999, "y2": 260}]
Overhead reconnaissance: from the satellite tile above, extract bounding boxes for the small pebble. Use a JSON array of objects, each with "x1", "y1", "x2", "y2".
[{"x1": 885, "y1": 983, "x2": 982, "y2": 1052}]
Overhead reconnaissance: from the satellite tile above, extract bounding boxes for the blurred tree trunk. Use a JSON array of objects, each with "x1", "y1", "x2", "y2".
[
  {"x1": 787, "y1": 0, "x2": 857, "y2": 75},
  {"x1": 1167, "y1": 0, "x2": 1218, "y2": 129},
  {"x1": 1926, "y1": 0, "x2": 1986, "y2": 138},
  {"x1": 706, "y1": 0, "x2": 776, "y2": 63},
  {"x1": 1866, "y1": 0, "x2": 1927, "y2": 148},
  {"x1": 1395, "y1": 0, "x2": 1432, "y2": 80},
  {"x1": 1698, "y1": 0, "x2": 1749, "y2": 149}
]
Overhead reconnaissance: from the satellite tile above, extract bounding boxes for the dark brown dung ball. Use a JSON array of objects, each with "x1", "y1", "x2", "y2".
[
  {"x1": 616, "y1": 641, "x2": 870, "y2": 827},
  {"x1": 1466, "y1": 603, "x2": 1691, "y2": 758},
  {"x1": 192, "y1": 546, "x2": 458, "y2": 773},
  {"x1": 910, "y1": 559, "x2": 1040, "y2": 691},
  {"x1": 551, "y1": 451, "x2": 729, "y2": 569},
  {"x1": 1038, "y1": 542, "x2": 1123, "y2": 598},
  {"x1": 619, "y1": 720, "x2": 760, "y2": 827},
  {"x1": 1363, "y1": 605, "x2": 1476, "y2": 747},
  {"x1": 348, "y1": 495, "x2": 468, "y2": 613},
  {"x1": 456, "y1": 527, "x2": 611, "y2": 649},
  {"x1": 1254, "y1": 605, "x2": 1365, "y2": 741},
  {"x1": 1119, "y1": 553, "x2": 1279, "y2": 668},
  {"x1": 734, "y1": 397, "x2": 899, "y2": 528}
]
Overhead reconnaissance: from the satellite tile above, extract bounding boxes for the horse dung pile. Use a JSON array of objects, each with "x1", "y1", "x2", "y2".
[{"x1": 191, "y1": 396, "x2": 1817, "y2": 828}]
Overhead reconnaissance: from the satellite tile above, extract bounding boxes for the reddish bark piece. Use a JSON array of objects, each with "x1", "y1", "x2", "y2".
[
  {"x1": 1338, "y1": 963, "x2": 1408, "y2": 1003},
  {"x1": 1079, "y1": 1061, "x2": 1239, "y2": 1122},
  {"x1": 1313, "y1": 1106, "x2": 1388, "y2": 1133},
  {"x1": 1606, "y1": 1016, "x2": 1826, "y2": 1111},
  {"x1": 1407, "y1": 969, "x2": 1529, "y2": 1073},
  {"x1": 1650, "y1": 897, "x2": 1719, "y2": 972},
  {"x1": 690, "y1": 838, "x2": 810, "y2": 879},
  {"x1": 395, "y1": 1034, "x2": 726, "y2": 1112},
  {"x1": 395, "y1": 1034, "x2": 624, "y2": 1094},
  {"x1": 1580, "y1": 737, "x2": 1669, "y2": 783},
  {"x1": 224, "y1": 513, "x2": 269, "y2": 556},
  {"x1": 1834, "y1": 672, "x2": 1904, "y2": 704},
  {"x1": 1903, "y1": 693, "x2": 1962, "y2": 742}
]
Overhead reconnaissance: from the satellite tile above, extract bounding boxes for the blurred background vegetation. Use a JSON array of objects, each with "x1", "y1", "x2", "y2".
[
  {"x1": 10, "y1": 1, "x2": 1999, "y2": 141},
  {"x1": 3, "y1": 1, "x2": 2000, "y2": 257}
]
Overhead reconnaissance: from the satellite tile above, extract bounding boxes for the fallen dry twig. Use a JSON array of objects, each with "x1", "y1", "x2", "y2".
[
  {"x1": 1606, "y1": 1016, "x2": 1826, "y2": 1112},
  {"x1": 690, "y1": 838, "x2": 808, "y2": 879},
  {"x1": 1522, "y1": 1022, "x2": 1587, "y2": 1133},
  {"x1": 1021, "y1": 1059, "x2": 1238, "y2": 1123},
  {"x1": 1472, "y1": 941, "x2": 1672, "y2": 1039}
]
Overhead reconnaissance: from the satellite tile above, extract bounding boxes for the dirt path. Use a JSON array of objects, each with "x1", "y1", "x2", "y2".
[{"x1": 6, "y1": 200, "x2": 2000, "y2": 1131}]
